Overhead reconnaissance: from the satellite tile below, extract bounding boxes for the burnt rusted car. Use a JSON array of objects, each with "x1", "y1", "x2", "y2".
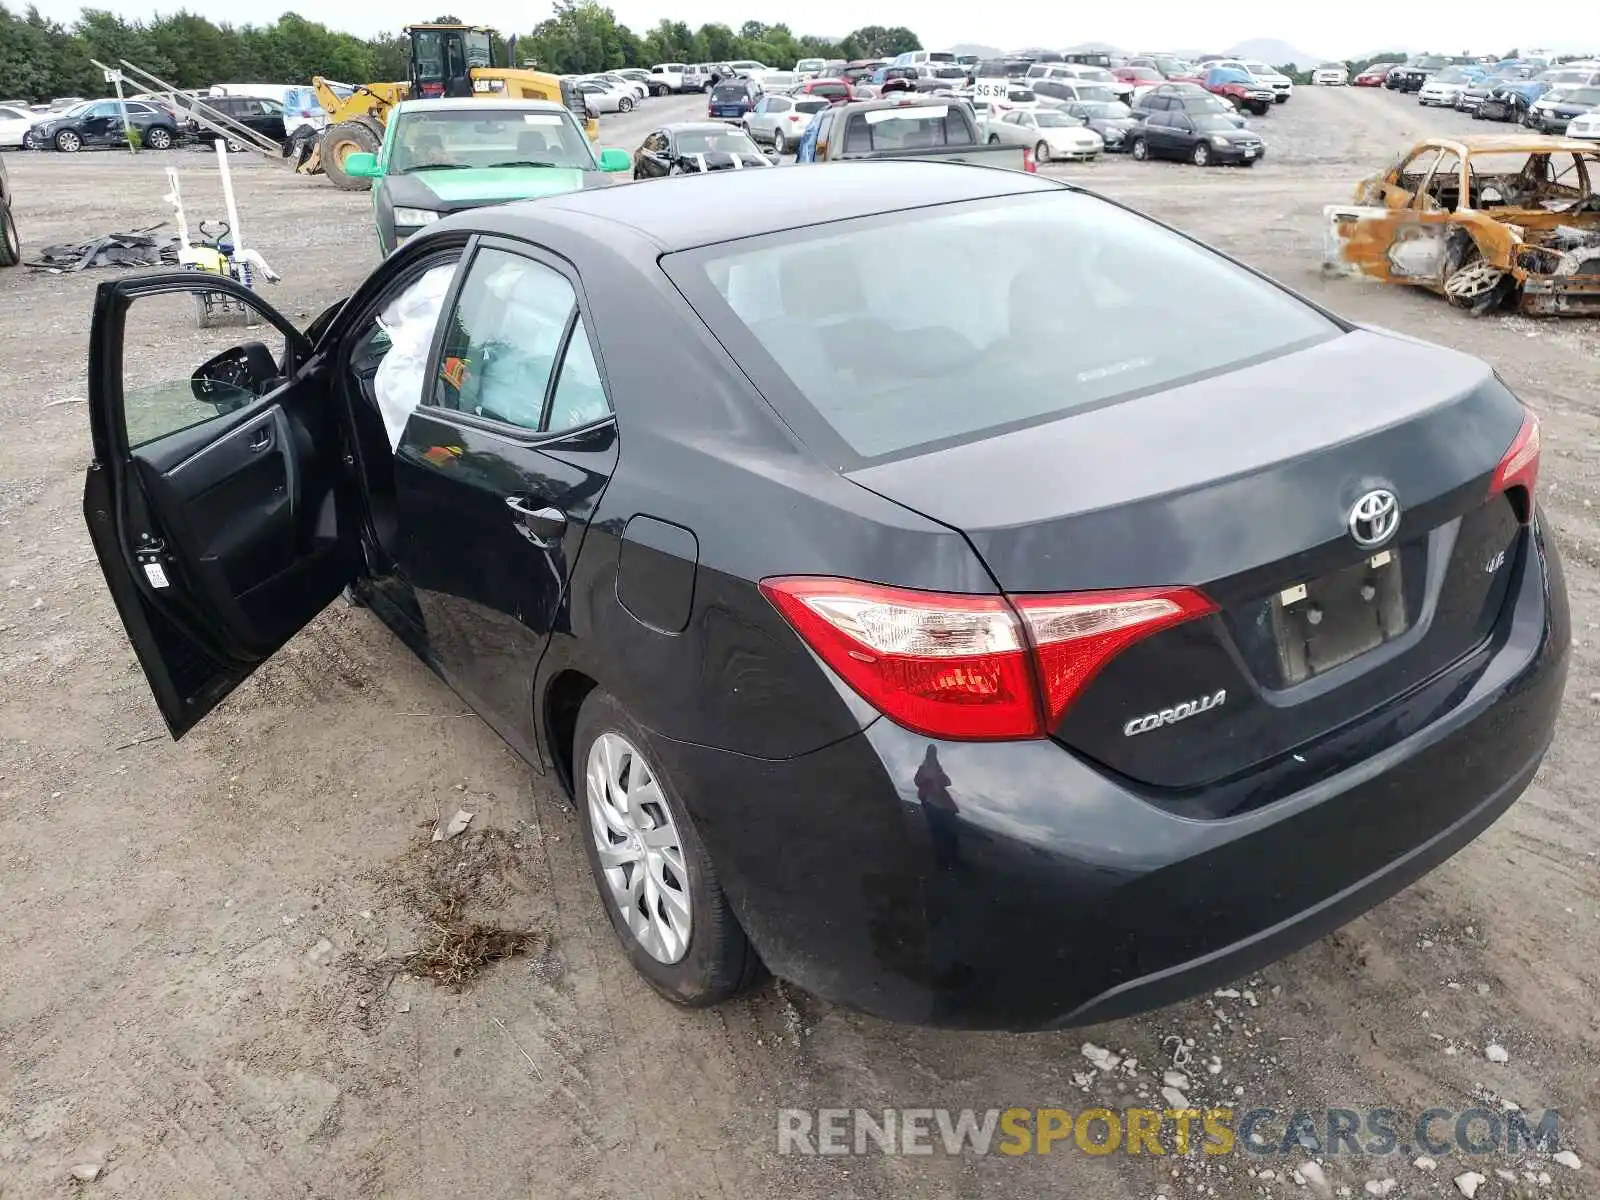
[{"x1": 1324, "y1": 135, "x2": 1600, "y2": 316}]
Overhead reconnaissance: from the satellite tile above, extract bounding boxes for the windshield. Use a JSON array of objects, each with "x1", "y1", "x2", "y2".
[
  {"x1": 1557, "y1": 87, "x2": 1600, "y2": 105},
  {"x1": 1078, "y1": 101, "x2": 1132, "y2": 118},
  {"x1": 388, "y1": 108, "x2": 596, "y2": 172},
  {"x1": 676, "y1": 192, "x2": 1336, "y2": 463},
  {"x1": 796, "y1": 59, "x2": 825, "y2": 72},
  {"x1": 1435, "y1": 68, "x2": 1473, "y2": 83},
  {"x1": 1076, "y1": 85, "x2": 1115, "y2": 103},
  {"x1": 1033, "y1": 112, "x2": 1076, "y2": 128},
  {"x1": 934, "y1": 67, "x2": 966, "y2": 79},
  {"x1": 675, "y1": 129, "x2": 760, "y2": 156},
  {"x1": 798, "y1": 90, "x2": 838, "y2": 106}
]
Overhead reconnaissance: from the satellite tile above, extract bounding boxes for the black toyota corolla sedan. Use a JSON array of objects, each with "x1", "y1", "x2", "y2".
[{"x1": 84, "y1": 161, "x2": 1568, "y2": 1030}]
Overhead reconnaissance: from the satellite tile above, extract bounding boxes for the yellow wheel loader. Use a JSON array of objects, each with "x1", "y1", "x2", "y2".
[{"x1": 296, "y1": 23, "x2": 601, "y2": 190}]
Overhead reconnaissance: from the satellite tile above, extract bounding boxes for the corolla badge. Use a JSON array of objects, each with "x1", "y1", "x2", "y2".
[
  {"x1": 1123, "y1": 690, "x2": 1227, "y2": 737},
  {"x1": 1348, "y1": 489, "x2": 1400, "y2": 549}
]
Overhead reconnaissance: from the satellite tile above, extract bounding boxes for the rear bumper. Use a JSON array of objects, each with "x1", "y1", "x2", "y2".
[{"x1": 652, "y1": 519, "x2": 1568, "y2": 1030}]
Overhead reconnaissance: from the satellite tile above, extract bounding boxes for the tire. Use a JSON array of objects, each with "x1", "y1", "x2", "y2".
[
  {"x1": 54, "y1": 128, "x2": 82, "y2": 153},
  {"x1": 1035, "y1": 139, "x2": 1051, "y2": 164},
  {"x1": 319, "y1": 119, "x2": 382, "y2": 191},
  {"x1": 618, "y1": 96, "x2": 633, "y2": 113},
  {"x1": 771, "y1": 128, "x2": 786, "y2": 155},
  {"x1": 1192, "y1": 141, "x2": 1210, "y2": 167},
  {"x1": 574, "y1": 690, "x2": 761, "y2": 1006},
  {"x1": 1274, "y1": 94, "x2": 1287, "y2": 103},
  {"x1": 1130, "y1": 137, "x2": 1148, "y2": 161},
  {"x1": 987, "y1": 133, "x2": 1000, "y2": 145},
  {"x1": 144, "y1": 124, "x2": 173, "y2": 150},
  {"x1": 652, "y1": 84, "x2": 668, "y2": 97},
  {"x1": 0, "y1": 202, "x2": 19, "y2": 268}
]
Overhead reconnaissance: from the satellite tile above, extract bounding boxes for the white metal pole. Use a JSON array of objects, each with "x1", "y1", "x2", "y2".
[
  {"x1": 214, "y1": 137, "x2": 245, "y2": 255},
  {"x1": 112, "y1": 70, "x2": 134, "y2": 154}
]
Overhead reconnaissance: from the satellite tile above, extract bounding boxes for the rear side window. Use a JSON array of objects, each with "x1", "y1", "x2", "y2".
[{"x1": 670, "y1": 192, "x2": 1338, "y2": 463}]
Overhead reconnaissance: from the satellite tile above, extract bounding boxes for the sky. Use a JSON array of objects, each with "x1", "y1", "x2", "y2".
[{"x1": 22, "y1": 0, "x2": 1600, "y2": 61}]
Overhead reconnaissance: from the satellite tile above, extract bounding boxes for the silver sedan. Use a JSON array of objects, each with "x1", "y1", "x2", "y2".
[{"x1": 984, "y1": 107, "x2": 1103, "y2": 162}]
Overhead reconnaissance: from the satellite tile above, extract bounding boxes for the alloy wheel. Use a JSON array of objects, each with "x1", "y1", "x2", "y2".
[
  {"x1": 55, "y1": 130, "x2": 80, "y2": 153},
  {"x1": 1131, "y1": 138, "x2": 1147, "y2": 160},
  {"x1": 585, "y1": 731, "x2": 692, "y2": 965},
  {"x1": 1193, "y1": 142, "x2": 1210, "y2": 166},
  {"x1": 772, "y1": 129, "x2": 786, "y2": 154},
  {"x1": 146, "y1": 126, "x2": 172, "y2": 149}
]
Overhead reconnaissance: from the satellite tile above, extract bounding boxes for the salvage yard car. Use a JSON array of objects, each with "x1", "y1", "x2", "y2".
[
  {"x1": 342, "y1": 99, "x2": 630, "y2": 256},
  {"x1": 1202, "y1": 67, "x2": 1274, "y2": 116},
  {"x1": 981, "y1": 107, "x2": 1102, "y2": 162},
  {"x1": 83, "y1": 160, "x2": 1569, "y2": 1029},
  {"x1": 0, "y1": 151, "x2": 18, "y2": 267},
  {"x1": 32, "y1": 98, "x2": 180, "y2": 151},
  {"x1": 632, "y1": 123, "x2": 776, "y2": 176},
  {"x1": 1312, "y1": 64, "x2": 1349, "y2": 86},
  {"x1": 1526, "y1": 87, "x2": 1600, "y2": 135},
  {"x1": 1325, "y1": 136, "x2": 1600, "y2": 316},
  {"x1": 1130, "y1": 109, "x2": 1265, "y2": 166}
]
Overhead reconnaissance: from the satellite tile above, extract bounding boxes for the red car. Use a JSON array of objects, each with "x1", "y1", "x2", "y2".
[
  {"x1": 1354, "y1": 63, "x2": 1399, "y2": 87},
  {"x1": 1202, "y1": 67, "x2": 1274, "y2": 115},
  {"x1": 1113, "y1": 66, "x2": 1165, "y2": 88},
  {"x1": 796, "y1": 77, "x2": 853, "y2": 104}
]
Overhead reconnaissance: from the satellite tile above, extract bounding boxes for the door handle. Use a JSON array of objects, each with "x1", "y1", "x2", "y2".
[
  {"x1": 248, "y1": 426, "x2": 273, "y2": 452},
  {"x1": 505, "y1": 496, "x2": 567, "y2": 547}
]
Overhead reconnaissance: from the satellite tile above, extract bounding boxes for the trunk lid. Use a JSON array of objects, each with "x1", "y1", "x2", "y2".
[{"x1": 846, "y1": 330, "x2": 1528, "y2": 791}]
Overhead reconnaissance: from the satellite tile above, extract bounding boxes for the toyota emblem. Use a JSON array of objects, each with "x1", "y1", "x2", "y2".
[{"x1": 1348, "y1": 489, "x2": 1400, "y2": 549}]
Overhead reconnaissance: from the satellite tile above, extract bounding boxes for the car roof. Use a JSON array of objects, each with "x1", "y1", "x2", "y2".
[
  {"x1": 1417, "y1": 134, "x2": 1600, "y2": 155},
  {"x1": 392, "y1": 97, "x2": 567, "y2": 115},
  {"x1": 483, "y1": 159, "x2": 1061, "y2": 252},
  {"x1": 663, "y1": 121, "x2": 745, "y2": 133}
]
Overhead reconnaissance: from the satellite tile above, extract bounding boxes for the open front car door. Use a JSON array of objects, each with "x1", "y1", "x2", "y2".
[{"x1": 83, "y1": 272, "x2": 362, "y2": 737}]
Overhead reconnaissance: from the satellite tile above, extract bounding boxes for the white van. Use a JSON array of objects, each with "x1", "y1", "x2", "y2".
[{"x1": 891, "y1": 50, "x2": 955, "y2": 68}]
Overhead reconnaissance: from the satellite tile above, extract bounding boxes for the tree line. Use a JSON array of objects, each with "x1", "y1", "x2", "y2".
[{"x1": 0, "y1": 0, "x2": 921, "y2": 102}]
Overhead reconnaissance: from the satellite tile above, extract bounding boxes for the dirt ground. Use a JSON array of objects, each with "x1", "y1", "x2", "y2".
[{"x1": 1, "y1": 88, "x2": 1597, "y2": 1199}]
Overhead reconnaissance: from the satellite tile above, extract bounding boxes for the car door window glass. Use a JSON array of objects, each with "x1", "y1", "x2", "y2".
[
  {"x1": 545, "y1": 317, "x2": 609, "y2": 432},
  {"x1": 119, "y1": 291, "x2": 289, "y2": 448},
  {"x1": 434, "y1": 249, "x2": 576, "y2": 431}
]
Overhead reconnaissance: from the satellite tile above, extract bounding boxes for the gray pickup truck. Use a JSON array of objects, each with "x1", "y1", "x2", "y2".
[{"x1": 796, "y1": 97, "x2": 1030, "y2": 171}]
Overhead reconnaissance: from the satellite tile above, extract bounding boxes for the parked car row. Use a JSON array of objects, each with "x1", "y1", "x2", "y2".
[{"x1": 4, "y1": 86, "x2": 299, "y2": 152}]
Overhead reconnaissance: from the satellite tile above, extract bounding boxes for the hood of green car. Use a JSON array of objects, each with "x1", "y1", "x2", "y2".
[{"x1": 400, "y1": 166, "x2": 592, "y2": 204}]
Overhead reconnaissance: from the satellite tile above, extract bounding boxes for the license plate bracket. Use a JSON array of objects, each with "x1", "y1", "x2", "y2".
[{"x1": 1270, "y1": 551, "x2": 1406, "y2": 684}]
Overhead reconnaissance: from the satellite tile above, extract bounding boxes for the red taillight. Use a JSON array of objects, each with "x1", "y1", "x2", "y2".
[
  {"x1": 1022, "y1": 146, "x2": 1037, "y2": 173},
  {"x1": 759, "y1": 577, "x2": 1216, "y2": 741},
  {"x1": 1490, "y1": 410, "x2": 1540, "y2": 519}
]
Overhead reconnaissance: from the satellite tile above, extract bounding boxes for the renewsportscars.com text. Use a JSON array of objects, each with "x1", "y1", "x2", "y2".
[{"x1": 777, "y1": 1106, "x2": 1564, "y2": 1158}]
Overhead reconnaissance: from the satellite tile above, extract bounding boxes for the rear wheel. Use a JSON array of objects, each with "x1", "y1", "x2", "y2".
[
  {"x1": 1192, "y1": 141, "x2": 1211, "y2": 166},
  {"x1": 0, "y1": 202, "x2": 20, "y2": 267},
  {"x1": 144, "y1": 125, "x2": 174, "y2": 150},
  {"x1": 1445, "y1": 253, "x2": 1508, "y2": 316},
  {"x1": 319, "y1": 119, "x2": 382, "y2": 191},
  {"x1": 652, "y1": 83, "x2": 669, "y2": 97},
  {"x1": 618, "y1": 96, "x2": 634, "y2": 113},
  {"x1": 575, "y1": 690, "x2": 762, "y2": 1005},
  {"x1": 772, "y1": 128, "x2": 786, "y2": 154}
]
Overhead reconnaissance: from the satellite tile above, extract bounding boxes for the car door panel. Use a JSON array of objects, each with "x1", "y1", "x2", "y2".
[{"x1": 84, "y1": 271, "x2": 359, "y2": 736}]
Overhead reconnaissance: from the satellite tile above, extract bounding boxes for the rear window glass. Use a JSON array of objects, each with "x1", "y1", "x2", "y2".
[
  {"x1": 796, "y1": 97, "x2": 831, "y2": 113},
  {"x1": 713, "y1": 83, "x2": 749, "y2": 99},
  {"x1": 808, "y1": 84, "x2": 846, "y2": 99},
  {"x1": 841, "y1": 105, "x2": 969, "y2": 152},
  {"x1": 670, "y1": 192, "x2": 1338, "y2": 462}
]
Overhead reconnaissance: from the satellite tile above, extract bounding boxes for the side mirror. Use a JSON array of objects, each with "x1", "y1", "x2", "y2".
[
  {"x1": 598, "y1": 147, "x2": 631, "y2": 173},
  {"x1": 344, "y1": 151, "x2": 380, "y2": 178},
  {"x1": 191, "y1": 341, "x2": 282, "y2": 406}
]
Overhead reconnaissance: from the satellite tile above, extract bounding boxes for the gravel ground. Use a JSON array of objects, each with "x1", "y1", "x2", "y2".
[{"x1": 0, "y1": 87, "x2": 1597, "y2": 1200}]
